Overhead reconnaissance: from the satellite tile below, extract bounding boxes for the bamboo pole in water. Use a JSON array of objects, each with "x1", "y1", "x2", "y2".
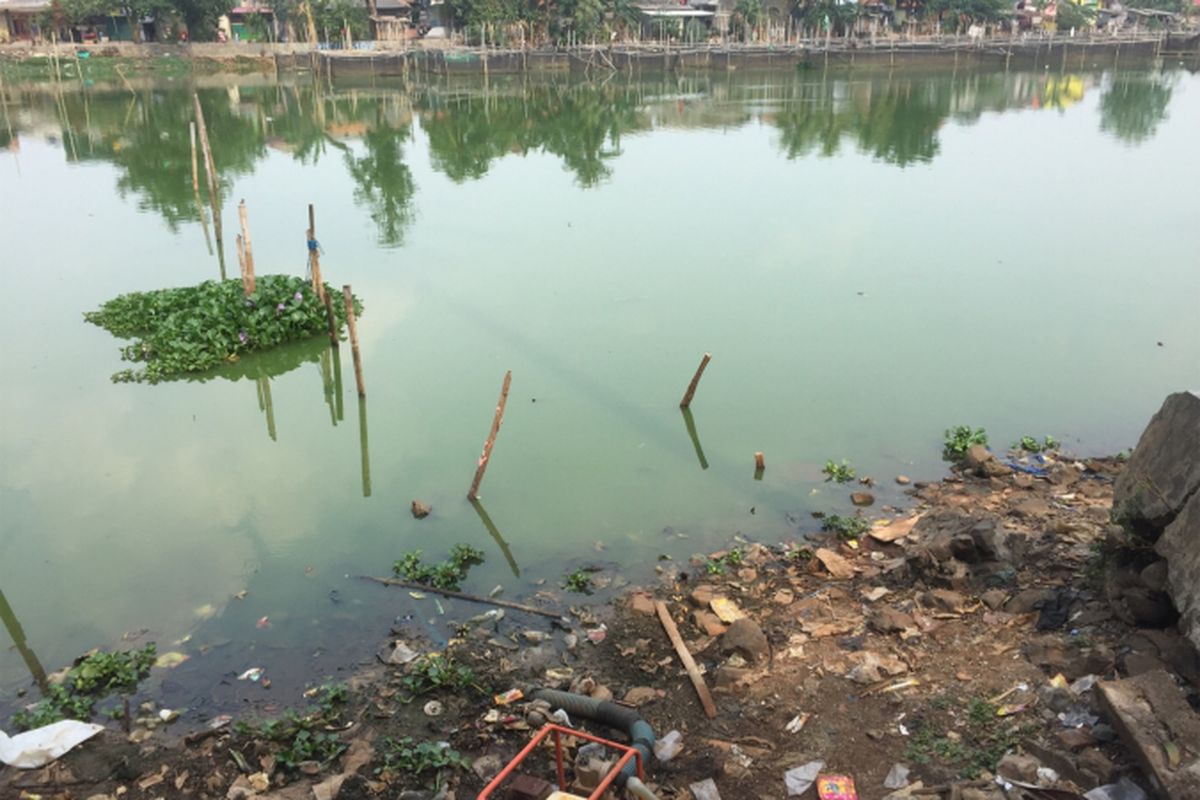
[
  {"x1": 307, "y1": 204, "x2": 325, "y2": 300},
  {"x1": 467, "y1": 370, "x2": 512, "y2": 501},
  {"x1": 342, "y1": 285, "x2": 365, "y2": 396},
  {"x1": 238, "y1": 200, "x2": 256, "y2": 295},
  {"x1": 470, "y1": 498, "x2": 520, "y2": 577},
  {"x1": 332, "y1": 347, "x2": 345, "y2": 421},
  {"x1": 189, "y1": 121, "x2": 214, "y2": 258},
  {"x1": 679, "y1": 352, "x2": 711, "y2": 408},
  {"x1": 236, "y1": 234, "x2": 247, "y2": 288},
  {"x1": 192, "y1": 93, "x2": 222, "y2": 252},
  {"x1": 0, "y1": 589, "x2": 49, "y2": 693},
  {"x1": 681, "y1": 407, "x2": 709, "y2": 470},
  {"x1": 754, "y1": 451, "x2": 765, "y2": 481}
]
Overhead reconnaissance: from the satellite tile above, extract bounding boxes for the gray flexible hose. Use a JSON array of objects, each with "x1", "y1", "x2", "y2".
[{"x1": 530, "y1": 688, "x2": 657, "y2": 793}]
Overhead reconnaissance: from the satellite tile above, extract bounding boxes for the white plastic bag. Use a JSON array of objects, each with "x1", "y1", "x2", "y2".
[{"x1": 0, "y1": 720, "x2": 105, "y2": 768}]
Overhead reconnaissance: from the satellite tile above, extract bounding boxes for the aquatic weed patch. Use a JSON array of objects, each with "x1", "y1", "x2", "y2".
[
  {"x1": 393, "y1": 544, "x2": 484, "y2": 591},
  {"x1": 84, "y1": 276, "x2": 361, "y2": 383},
  {"x1": 12, "y1": 644, "x2": 157, "y2": 730}
]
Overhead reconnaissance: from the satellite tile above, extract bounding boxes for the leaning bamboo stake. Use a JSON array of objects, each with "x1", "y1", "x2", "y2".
[
  {"x1": 655, "y1": 600, "x2": 717, "y2": 718},
  {"x1": 467, "y1": 370, "x2": 512, "y2": 501},
  {"x1": 342, "y1": 285, "x2": 365, "y2": 396},
  {"x1": 679, "y1": 352, "x2": 711, "y2": 408},
  {"x1": 358, "y1": 575, "x2": 564, "y2": 620},
  {"x1": 191, "y1": 93, "x2": 222, "y2": 250},
  {"x1": 755, "y1": 452, "x2": 765, "y2": 471},
  {"x1": 238, "y1": 200, "x2": 256, "y2": 295}
]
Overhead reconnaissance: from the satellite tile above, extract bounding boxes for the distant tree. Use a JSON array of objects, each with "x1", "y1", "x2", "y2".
[
  {"x1": 174, "y1": 0, "x2": 234, "y2": 39},
  {"x1": 1100, "y1": 73, "x2": 1175, "y2": 145}
]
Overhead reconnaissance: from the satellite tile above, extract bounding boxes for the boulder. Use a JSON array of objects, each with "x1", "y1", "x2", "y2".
[
  {"x1": 1156, "y1": 488, "x2": 1200, "y2": 651},
  {"x1": 720, "y1": 618, "x2": 770, "y2": 663},
  {"x1": 1113, "y1": 391, "x2": 1200, "y2": 533}
]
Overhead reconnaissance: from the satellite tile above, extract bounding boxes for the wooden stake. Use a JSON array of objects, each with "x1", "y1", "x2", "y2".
[
  {"x1": 359, "y1": 575, "x2": 564, "y2": 620},
  {"x1": 191, "y1": 93, "x2": 222, "y2": 250},
  {"x1": 467, "y1": 370, "x2": 512, "y2": 501},
  {"x1": 655, "y1": 600, "x2": 717, "y2": 718},
  {"x1": 342, "y1": 285, "x2": 365, "y2": 396},
  {"x1": 679, "y1": 352, "x2": 711, "y2": 408},
  {"x1": 236, "y1": 233, "x2": 247, "y2": 287},
  {"x1": 238, "y1": 200, "x2": 256, "y2": 295},
  {"x1": 755, "y1": 451, "x2": 765, "y2": 471},
  {"x1": 307, "y1": 203, "x2": 325, "y2": 300}
]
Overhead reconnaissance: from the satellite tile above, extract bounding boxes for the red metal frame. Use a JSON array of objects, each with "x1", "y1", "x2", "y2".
[{"x1": 477, "y1": 723, "x2": 645, "y2": 800}]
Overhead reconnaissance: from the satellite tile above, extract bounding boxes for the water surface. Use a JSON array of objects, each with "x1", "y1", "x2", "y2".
[{"x1": 1, "y1": 65, "x2": 1197, "y2": 715}]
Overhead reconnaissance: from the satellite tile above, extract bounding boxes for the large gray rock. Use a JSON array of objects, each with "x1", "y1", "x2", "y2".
[
  {"x1": 1157, "y1": 488, "x2": 1200, "y2": 652},
  {"x1": 1113, "y1": 391, "x2": 1200, "y2": 533}
]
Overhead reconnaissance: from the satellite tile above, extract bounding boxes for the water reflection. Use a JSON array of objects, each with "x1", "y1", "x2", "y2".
[
  {"x1": 3, "y1": 68, "x2": 1182, "y2": 238},
  {"x1": 0, "y1": 588, "x2": 49, "y2": 693},
  {"x1": 1100, "y1": 72, "x2": 1177, "y2": 145}
]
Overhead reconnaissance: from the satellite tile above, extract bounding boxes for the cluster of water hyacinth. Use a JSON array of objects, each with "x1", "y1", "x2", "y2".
[{"x1": 84, "y1": 275, "x2": 362, "y2": 383}]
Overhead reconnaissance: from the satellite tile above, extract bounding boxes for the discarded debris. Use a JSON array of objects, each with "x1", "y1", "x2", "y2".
[
  {"x1": 785, "y1": 761, "x2": 825, "y2": 796},
  {"x1": 0, "y1": 720, "x2": 106, "y2": 769}
]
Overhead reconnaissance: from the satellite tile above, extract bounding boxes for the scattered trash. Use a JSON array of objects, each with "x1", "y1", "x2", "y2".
[
  {"x1": 207, "y1": 714, "x2": 232, "y2": 731},
  {"x1": 817, "y1": 774, "x2": 859, "y2": 800},
  {"x1": 689, "y1": 778, "x2": 723, "y2": 800},
  {"x1": 255, "y1": 616, "x2": 270, "y2": 630},
  {"x1": 387, "y1": 641, "x2": 419, "y2": 666},
  {"x1": 0, "y1": 720, "x2": 106, "y2": 768},
  {"x1": 1049, "y1": 673, "x2": 1070, "y2": 690},
  {"x1": 423, "y1": 700, "x2": 444, "y2": 717},
  {"x1": 883, "y1": 763, "x2": 910, "y2": 790},
  {"x1": 1083, "y1": 778, "x2": 1148, "y2": 800},
  {"x1": 997, "y1": 703, "x2": 1027, "y2": 717},
  {"x1": 154, "y1": 651, "x2": 189, "y2": 669},
  {"x1": 549, "y1": 709, "x2": 572, "y2": 727},
  {"x1": 1058, "y1": 707, "x2": 1099, "y2": 728},
  {"x1": 158, "y1": 708, "x2": 181, "y2": 723},
  {"x1": 710, "y1": 597, "x2": 746, "y2": 623},
  {"x1": 728, "y1": 744, "x2": 753, "y2": 769},
  {"x1": 489, "y1": 585, "x2": 504, "y2": 598},
  {"x1": 494, "y1": 689, "x2": 524, "y2": 706},
  {"x1": 785, "y1": 761, "x2": 825, "y2": 796},
  {"x1": 654, "y1": 730, "x2": 683, "y2": 762},
  {"x1": 408, "y1": 591, "x2": 427, "y2": 599},
  {"x1": 1070, "y1": 674, "x2": 1098, "y2": 694},
  {"x1": 784, "y1": 713, "x2": 810, "y2": 733},
  {"x1": 237, "y1": 668, "x2": 265, "y2": 682},
  {"x1": 586, "y1": 625, "x2": 608, "y2": 644}
]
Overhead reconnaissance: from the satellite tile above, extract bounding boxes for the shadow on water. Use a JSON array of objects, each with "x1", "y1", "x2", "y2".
[{"x1": 681, "y1": 407, "x2": 709, "y2": 471}]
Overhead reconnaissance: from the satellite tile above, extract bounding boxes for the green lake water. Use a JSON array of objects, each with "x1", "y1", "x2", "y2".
[{"x1": 1, "y1": 65, "x2": 1198, "y2": 716}]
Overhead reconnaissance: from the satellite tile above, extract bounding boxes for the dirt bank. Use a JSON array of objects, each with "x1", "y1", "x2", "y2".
[{"x1": 3, "y1": 444, "x2": 1198, "y2": 800}]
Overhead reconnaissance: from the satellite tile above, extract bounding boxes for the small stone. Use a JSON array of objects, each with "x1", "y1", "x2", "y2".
[
  {"x1": 851, "y1": 492, "x2": 876, "y2": 507},
  {"x1": 980, "y1": 589, "x2": 1008, "y2": 610},
  {"x1": 623, "y1": 686, "x2": 658, "y2": 706},
  {"x1": 1077, "y1": 748, "x2": 1115, "y2": 783},
  {"x1": 410, "y1": 500, "x2": 432, "y2": 519},
  {"x1": 689, "y1": 585, "x2": 717, "y2": 608},
  {"x1": 472, "y1": 754, "x2": 504, "y2": 782},
  {"x1": 773, "y1": 589, "x2": 795, "y2": 606},
  {"x1": 720, "y1": 618, "x2": 770, "y2": 663},
  {"x1": 896, "y1": 475, "x2": 911, "y2": 485},
  {"x1": 1055, "y1": 728, "x2": 1095, "y2": 751},
  {"x1": 922, "y1": 589, "x2": 967, "y2": 613},
  {"x1": 997, "y1": 753, "x2": 1040, "y2": 784},
  {"x1": 693, "y1": 610, "x2": 728, "y2": 637},
  {"x1": 1090, "y1": 723, "x2": 1117, "y2": 742},
  {"x1": 868, "y1": 607, "x2": 914, "y2": 634},
  {"x1": 629, "y1": 592, "x2": 656, "y2": 616},
  {"x1": 589, "y1": 684, "x2": 613, "y2": 702}
]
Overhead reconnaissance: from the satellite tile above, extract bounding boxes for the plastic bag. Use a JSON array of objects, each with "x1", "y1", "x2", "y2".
[{"x1": 0, "y1": 720, "x2": 106, "y2": 769}]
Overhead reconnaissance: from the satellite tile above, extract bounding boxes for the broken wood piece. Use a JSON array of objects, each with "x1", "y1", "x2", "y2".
[
  {"x1": 655, "y1": 600, "x2": 717, "y2": 719},
  {"x1": 358, "y1": 576, "x2": 563, "y2": 620},
  {"x1": 679, "y1": 353, "x2": 711, "y2": 408}
]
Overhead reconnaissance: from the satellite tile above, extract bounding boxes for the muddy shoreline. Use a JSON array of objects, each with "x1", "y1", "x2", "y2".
[{"x1": 5, "y1": 437, "x2": 1198, "y2": 800}]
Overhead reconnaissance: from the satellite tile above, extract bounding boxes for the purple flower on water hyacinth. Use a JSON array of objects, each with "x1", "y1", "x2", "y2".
[
  {"x1": 294, "y1": 291, "x2": 303, "y2": 302},
  {"x1": 238, "y1": 331, "x2": 249, "y2": 345},
  {"x1": 276, "y1": 302, "x2": 286, "y2": 314}
]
